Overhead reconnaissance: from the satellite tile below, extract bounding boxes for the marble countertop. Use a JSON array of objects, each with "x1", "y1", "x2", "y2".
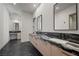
[
  {"x1": 9, "y1": 31, "x2": 21, "y2": 33},
  {"x1": 35, "y1": 34, "x2": 79, "y2": 53}
]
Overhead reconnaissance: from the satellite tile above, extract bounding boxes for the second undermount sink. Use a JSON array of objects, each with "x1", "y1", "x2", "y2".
[{"x1": 48, "y1": 38, "x2": 68, "y2": 44}]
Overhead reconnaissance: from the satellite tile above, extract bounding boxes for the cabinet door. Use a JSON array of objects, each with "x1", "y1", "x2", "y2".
[
  {"x1": 36, "y1": 39, "x2": 45, "y2": 55},
  {"x1": 38, "y1": 40, "x2": 51, "y2": 56},
  {"x1": 51, "y1": 44, "x2": 66, "y2": 56},
  {"x1": 40, "y1": 40, "x2": 47, "y2": 55},
  {"x1": 29, "y1": 35, "x2": 37, "y2": 48},
  {"x1": 43, "y1": 42, "x2": 51, "y2": 56}
]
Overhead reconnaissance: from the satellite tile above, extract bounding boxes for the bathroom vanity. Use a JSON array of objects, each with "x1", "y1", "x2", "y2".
[
  {"x1": 9, "y1": 31, "x2": 21, "y2": 40},
  {"x1": 31, "y1": 3, "x2": 79, "y2": 56},
  {"x1": 29, "y1": 33, "x2": 77, "y2": 56}
]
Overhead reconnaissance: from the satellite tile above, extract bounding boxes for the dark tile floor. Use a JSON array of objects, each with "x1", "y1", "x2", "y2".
[{"x1": 0, "y1": 40, "x2": 42, "y2": 56}]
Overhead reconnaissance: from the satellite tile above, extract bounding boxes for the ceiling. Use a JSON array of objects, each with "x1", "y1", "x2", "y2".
[
  {"x1": 6, "y1": 3, "x2": 40, "y2": 14},
  {"x1": 55, "y1": 3, "x2": 76, "y2": 13}
]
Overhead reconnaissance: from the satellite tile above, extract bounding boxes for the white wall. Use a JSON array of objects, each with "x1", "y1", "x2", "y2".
[
  {"x1": 33, "y1": 3, "x2": 79, "y2": 34},
  {"x1": 21, "y1": 12, "x2": 33, "y2": 42},
  {"x1": 33, "y1": 4, "x2": 54, "y2": 32},
  {"x1": 9, "y1": 14, "x2": 22, "y2": 31},
  {"x1": 8, "y1": 5, "x2": 33, "y2": 42},
  {"x1": 7, "y1": 5, "x2": 22, "y2": 31},
  {"x1": 0, "y1": 4, "x2": 4, "y2": 50},
  {"x1": 0, "y1": 4, "x2": 10, "y2": 50}
]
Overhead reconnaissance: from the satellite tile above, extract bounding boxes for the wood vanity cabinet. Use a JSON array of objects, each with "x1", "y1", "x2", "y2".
[
  {"x1": 38, "y1": 40, "x2": 51, "y2": 56},
  {"x1": 29, "y1": 34, "x2": 75, "y2": 56},
  {"x1": 51, "y1": 44, "x2": 66, "y2": 56}
]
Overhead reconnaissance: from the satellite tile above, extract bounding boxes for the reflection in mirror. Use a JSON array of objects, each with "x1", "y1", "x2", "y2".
[
  {"x1": 33, "y1": 17, "x2": 38, "y2": 33},
  {"x1": 54, "y1": 3, "x2": 77, "y2": 30},
  {"x1": 37, "y1": 15, "x2": 42, "y2": 31},
  {"x1": 69, "y1": 13, "x2": 76, "y2": 30},
  {"x1": 15, "y1": 23, "x2": 19, "y2": 31}
]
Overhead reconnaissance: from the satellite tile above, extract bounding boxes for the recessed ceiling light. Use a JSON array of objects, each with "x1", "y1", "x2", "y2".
[
  {"x1": 13, "y1": 3, "x2": 16, "y2": 5},
  {"x1": 13, "y1": 20, "x2": 19, "y2": 23},
  {"x1": 33, "y1": 4, "x2": 36, "y2": 7},
  {"x1": 56, "y1": 7, "x2": 59, "y2": 10}
]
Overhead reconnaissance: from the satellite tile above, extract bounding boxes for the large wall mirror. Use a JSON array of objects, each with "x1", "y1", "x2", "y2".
[
  {"x1": 33, "y1": 17, "x2": 38, "y2": 32},
  {"x1": 37, "y1": 15, "x2": 42, "y2": 31},
  {"x1": 33, "y1": 18, "x2": 36, "y2": 32},
  {"x1": 53, "y1": 3, "x2": 77, "y2": 30}
]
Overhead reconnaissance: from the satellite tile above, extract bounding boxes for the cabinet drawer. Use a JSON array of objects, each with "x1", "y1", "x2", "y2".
[{"x1": 38, "y1": 40, "x2": 51, "y2": 56}]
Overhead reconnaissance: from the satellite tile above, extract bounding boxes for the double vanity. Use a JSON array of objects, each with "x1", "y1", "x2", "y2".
[
  {"x1": 31, "y1": 3, "x2": 79, "y2": 56},
  {"x1": 29, "y1": 32, "x2": 79, "y2": 56}
]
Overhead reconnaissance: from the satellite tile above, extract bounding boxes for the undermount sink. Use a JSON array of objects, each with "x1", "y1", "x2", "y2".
[
  {"x1": 44, "y1": 36, "x2": 79, "y2": 52},
  {"x1": 67, "y1": 42, "x2": 79, "y2": 47},
  {"x1": 38, "y1": 34, "x2": 68, "y2": 44},
  {"x1": 62, "y1": 42, "x2": 79, "y2": 52},
  {"x1": 40, "y1": 35, "x2": 50, "y2": 40}
]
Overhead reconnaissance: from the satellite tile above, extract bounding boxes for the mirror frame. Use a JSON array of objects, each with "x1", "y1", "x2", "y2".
[
  {"x1": 69, "y1": 13, "x2": 76, "y2": 30},
  {"x1": 53, "y1": 3, "x2": 78, "y2": 31}
]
